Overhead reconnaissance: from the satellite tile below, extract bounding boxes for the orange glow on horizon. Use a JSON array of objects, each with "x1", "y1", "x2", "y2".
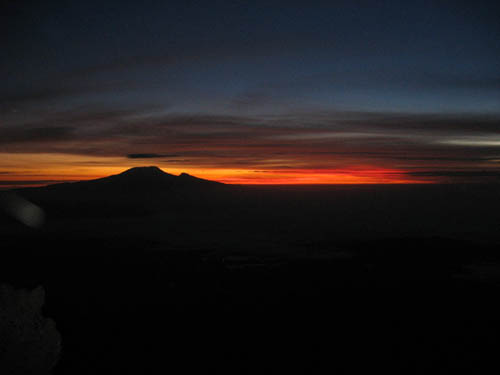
[
  {"x1": 0, "y1": 153, "x2": 435, "y2": 188},
  {"x1": 206, "y1": 168, "x2": 430, "y2": 185}
]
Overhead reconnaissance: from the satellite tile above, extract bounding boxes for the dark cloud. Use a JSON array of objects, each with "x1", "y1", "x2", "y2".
[
  {"x1": 0, "y1": 87, "x2": 78, "y2": 104},
  {"x1": 298, "y1": 151, "x2": 500, "y2": 163},
  {"x1": 326, "y1": 112, "x2": 500, "y2": 134},
  {"x1": 127, "y1": 153, "x2": 180, "y2": 159},
  {"x1": 0, "y1": 126, "x2": 75, "y2": 144},
  {"x1": 409, "y1": 171, "x2": 500, "y2": 178},
  {"x1": 4, "y1": 109, "x2": 500, "y2": 149},
  {"x1": 0, "y1": 79, "x2": 137, "y2": 107},
  {"x1": 1, "y1": 109, "x2": 500, "y2": 181},
  {"x1": 388, "y1": 156, "x2": 496, "y2": 162}
]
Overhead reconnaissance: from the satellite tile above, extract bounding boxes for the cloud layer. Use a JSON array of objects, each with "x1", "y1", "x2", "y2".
[{"x1": 1, "y1": 107, "x2": 500, "y2": 184}]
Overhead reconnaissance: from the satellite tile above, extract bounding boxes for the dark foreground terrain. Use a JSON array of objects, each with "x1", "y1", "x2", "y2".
[{"x1": 1, "y1": 169, "x2": 499, "y2": 374}]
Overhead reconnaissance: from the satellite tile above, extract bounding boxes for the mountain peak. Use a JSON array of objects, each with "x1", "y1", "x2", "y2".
[
  {"x1": 13, "y1": 166, "x2": 225, "y2": 202},
  {"x1": 119, "y1": 166, "x2": 171, "y2": 178}
]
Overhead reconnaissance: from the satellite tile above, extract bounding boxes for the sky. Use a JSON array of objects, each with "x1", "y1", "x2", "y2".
[{"x1": 1, "y1": 0, "x2": 499, "y2": 186}]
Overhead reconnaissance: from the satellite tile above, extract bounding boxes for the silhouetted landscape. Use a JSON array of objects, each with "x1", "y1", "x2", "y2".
[
  {"x1": 3, "y1": 0, "x2": 500, "y2": 372},
  {"x1": 1, "y1": 167, "x2": 500, "y2": 373}
]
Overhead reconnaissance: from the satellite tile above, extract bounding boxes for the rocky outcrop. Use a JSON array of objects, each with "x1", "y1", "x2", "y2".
[{"x1": 0, "y1": 284, "x2": 61, "y2": 374}]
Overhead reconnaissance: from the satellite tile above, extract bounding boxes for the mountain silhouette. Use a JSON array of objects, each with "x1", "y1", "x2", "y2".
[
  {"x1": 11, "y1": 167, "x2": 228, "y2": 219},
  {"x1": 116, "y1": 166, "x2": 177, "y2": 180},
  {"x1": 109, "y1": 166, "x2": 218, "y2": 186},
  {"x1": 82, "y1": 166, "x2": 221, "y2": 191},
  {"x1": 22, "y1": 166, "x2": 222, "y2": 194}
]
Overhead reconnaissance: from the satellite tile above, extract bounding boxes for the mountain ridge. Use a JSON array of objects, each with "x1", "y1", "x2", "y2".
[
  {"x1": 95, "y1": 166, "x2": 221, "y2": 186},
  {"x1": 4, "y1": 167, "x2": 229, "y2": 220},
  {"x1": 15, "y1": 166, "x2": 223, "y2": 194}
]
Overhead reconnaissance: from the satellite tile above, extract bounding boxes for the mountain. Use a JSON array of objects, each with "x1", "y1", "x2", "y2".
[
  {"x1": 36, "y1": 166, "x2": 222, "y2": 192},
  {"x1": 15, "y1": 166, "x2": 223, "y2": 196},
  {"x1": 9, "y1": 167, "x2": 228, "y2": 219},
  {"x1": 98, "y1": 166, "x2": 220, "y2": 187}
]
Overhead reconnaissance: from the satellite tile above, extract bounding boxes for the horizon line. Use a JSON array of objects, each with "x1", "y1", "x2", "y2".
[{"x1": 3, "y1": 166, "x2": 499, "y2": 188}]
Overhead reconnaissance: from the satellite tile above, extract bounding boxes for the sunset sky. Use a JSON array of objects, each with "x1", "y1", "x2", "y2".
[{"x1": 1, "y1": 1, "x2": 499, "y2": 187}]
